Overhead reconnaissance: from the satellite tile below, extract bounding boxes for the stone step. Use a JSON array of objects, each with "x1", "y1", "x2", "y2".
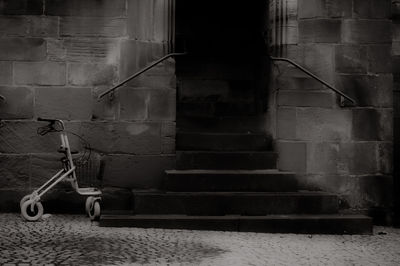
[
  {"x1": 164, "y1": 170, "x2": 297, "y2": 192},
  {"x1": 176, "y1": 132, "x2": 272, "y2": 151},
  {"x1": 131, "y1": 191, "x2": 339, "y2": 216},
  {"x1": 176, "y1": 151, "x2": 277, "y2": 170},
  {"x1": 176, "y1": 115, "x2": 268, "y2": 133},
  {"x1": 99, "y1": 214, "x2": 372, "y2": 235}
]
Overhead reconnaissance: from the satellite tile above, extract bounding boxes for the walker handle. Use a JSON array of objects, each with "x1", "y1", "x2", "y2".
[{"x1": 37, "y1": 118, "x2": 65, "y2": 131}]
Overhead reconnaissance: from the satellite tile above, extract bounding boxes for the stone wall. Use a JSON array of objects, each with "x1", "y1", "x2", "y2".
[
  {"x1": 0, "y1": 0, "x2": 176, "y2": 211},
  {"x1": 271, "y1": 0, "x2": 394, "y2": 219}
]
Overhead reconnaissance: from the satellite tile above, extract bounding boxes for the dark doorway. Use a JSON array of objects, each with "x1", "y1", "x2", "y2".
[{"x1": 174, "y1": 0, "x2": 270, "y2": 133}]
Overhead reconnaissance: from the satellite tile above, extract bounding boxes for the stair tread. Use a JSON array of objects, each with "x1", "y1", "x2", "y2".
[
  {"x1": 166, "y1": 169, "x2": 292, "y2": 175},
  {"x1": 102, "y1": 214, "x2": 370, "y2": 220},
  {"x1": 132, "y1": 191, "x2": 337, "y2": 197}
]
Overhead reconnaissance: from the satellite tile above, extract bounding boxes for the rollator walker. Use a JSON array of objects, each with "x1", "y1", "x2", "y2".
[{"x1": 20, "y1": 118, "x2": 102, "y2": 221}]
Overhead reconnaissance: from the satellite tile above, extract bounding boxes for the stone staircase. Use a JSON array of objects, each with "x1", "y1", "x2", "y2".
[{"x1": 100, "y1": 58, "x2": 372, "y2": 233}]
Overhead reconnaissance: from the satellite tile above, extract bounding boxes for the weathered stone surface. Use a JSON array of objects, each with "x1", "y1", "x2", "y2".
[
  {"x1": 336, "y1": 74, "x2": 393, "y2": 107},
  {"x1": 0, "y1": 16, "x2": 29, "y2": 36},
  {"x1": 0, "y1": 38, "x2": 46, "y2": 61},
  {"x1": 342, "y1": 20, "x2": 391, "y2": 44},
  {"x1": 47, "y1": 39, "x2": 66, "y2": 61},
  {"x1": 0, "y1": 154, "x2": 30, "y2": 189},
  {"x1": 277, "y1": 77, "x2": 324, "y2": 91},
  {"x1": 29, "y1": 153, "x2": 67, "y2": 189},
  {"x1": 298, "y1": 0, "x2": 351, "y2": 18},
  {"x1": 0, "y1": 121, "x2": 81, "y2": 153},
  {"x1": 278, "y1": 91, "x2": 334, "y2": 108},
  {"x1": 301, "y1": 44, "x2": 335, "y2": 84},
  {"x1": 296, "y1": 108, "x2": 352, "y2": 141},
  {"x1": 368, "y1": 45, "x2": 392, "y2": 73},
  {"x1": 119, "y1": 88, "x2": 149, "y2": 120},
  {"x1": 307, "y1": 142, "x2": 340, "y2": 174},
  {"x1": 352, "y1": 108, "x2": 393, "y2": 141},
  {"x1": 102, "y1": 154, "x2": 176, "y2": 188},
  {"x1": 63, "y1": 39, "x2": 120, "y2": 63},
  {"x1": 29, "y1": 16, "x2": 59, "y2": 37},
  {"x1": 61, "y1": 17, "x2": 126, "y2": 37},
  {"x1": 298, "y1": 19, "x2": 341, "y2": 43},
  {"x1": 0, "y1": 86, "x2": 33, "y2": 119},
  {"x1": 35, "y1": 87, "x2": 92, "y2": 120},
  {"x1": 277, "y1": 141, "x2": 306, "y2": 173},
  {"x1": 45, "y1": 0, "x2": 126, "y2": 17},
  {"x1": 127, "y1": 0, "x2": 170, "y2": 42},
  {"x1": 277, "y1": 108, "x2": 296, "y2": 140},
  {"x1": 148, "y1": 89, "x2": 176, "y2": 121},
  {"x1": 354, "y1": 0, "x2": 391, "y2": 19},
  {"x1": 0, "y1": 189, "x2": 27, "y2": 212},
  {"x1": 14, "y1": 62, "x2": 66, "y2": 86},
  {"x1": 120, "y1": 40, "x2": 168, "y2": 85},
  {"x1": 68, "y1": 63, "x2": 116, "y2": 86},
  {"x1": 378, "y1": 142, "x2": 393, "y2": 174},
  {"x1": 335, "y1": 45, "x2": 368, "y2": 74},
  {"x1": 0, "y1": 0, "x2": 43, "y2": 15},
  {"x1": 78, "y1": 122, "x2": 162, "y2": 154},
  {"x1": 339, "y1": 142, "x2": 378, "y2": 175},
  {"x1": 354, "y1": 175, "x2": 393, "y2": 208},
  {"x1": 102, "y1": 187, "x2": 133, "y2": 210},
  {"x1": 0, "y1": 61, "x2": 12, "y2": 85}
]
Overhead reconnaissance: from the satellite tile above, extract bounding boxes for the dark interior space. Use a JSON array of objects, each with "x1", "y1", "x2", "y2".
[{"x1": 174, "y1": 0, "x2": 270, "y2": 136}]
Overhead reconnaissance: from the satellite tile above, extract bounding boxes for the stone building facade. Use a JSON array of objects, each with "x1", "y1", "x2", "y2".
[{"x1": 0, "y1": 0, "x2": 397, "y2": 224}]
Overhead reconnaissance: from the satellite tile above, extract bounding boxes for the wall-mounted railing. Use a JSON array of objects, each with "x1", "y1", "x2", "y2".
[
  {"x1": 270, "y1": 56, "x2": 356, "y2": 106},
  {"x1": 98, "y1": 52, "x2": 186, "y2": 101}
]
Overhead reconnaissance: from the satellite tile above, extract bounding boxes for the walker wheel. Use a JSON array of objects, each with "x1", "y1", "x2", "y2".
[
  {"x1": 88, "y1": 200, "x2": 101, "y2": 221},
  {"x1": 85, "y1": 196, "x2": 94, "y2": 215},
  {"x1": 20, "y1": 195, "x2": 31, "y2": 209},
  {"x1": 21, "y1": 199, "x2": 43, "y2": 222}
]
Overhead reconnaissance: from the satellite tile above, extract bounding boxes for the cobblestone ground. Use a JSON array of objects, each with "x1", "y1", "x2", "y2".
[{"x1": 0, "y1": 213, "x2": 400, "y2": 266}]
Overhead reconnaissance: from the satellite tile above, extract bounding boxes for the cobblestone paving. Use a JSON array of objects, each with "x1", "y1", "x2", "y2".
[{"x1": 0, "y1": 213, "x2": 400, "y2": 265}]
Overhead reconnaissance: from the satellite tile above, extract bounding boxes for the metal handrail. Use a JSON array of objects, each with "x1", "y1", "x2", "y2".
[
  {"x1": 270, "y1": 56, "x2": 356, "y2": 105},
  {"x1": 98, "y1": 52, "x2": 187, "y2": 101}
]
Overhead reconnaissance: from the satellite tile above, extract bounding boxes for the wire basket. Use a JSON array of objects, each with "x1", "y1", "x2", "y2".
[{"x1": 73, "y1": 152, "x2": 102, "y2": 187}]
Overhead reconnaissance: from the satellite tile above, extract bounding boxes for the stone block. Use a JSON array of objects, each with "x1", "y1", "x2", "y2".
[
  {"x1": 278, "y1": 91, "x2": 334, "y2": 108},
  {"x1": 298, "y1": 0, "x2": 351, "y2": 18},
  {"x1": 0, "y1": 16, "x2": 29, "y2": 36},
  {"x1": 127, "y1": 0, "x2": 170, "y2": 42},
  {"x1": 77, "y1": 121, "x2": 162, "y2": 154},
  {"x1": 352, "y1": 109, "x2": 393, "y2": 141},
  {"x1": 277, "y1": 77, "x2": 324, "y2": 91},
  {"x1": 354, "y1": 0, "x2": 391, "y2": 19},
  {"x1": 0, "y1": 38, "x2": 46, "y2": 61},
  {"x1": 0, "y1": 86, "x2": 33, "y2": 119},
  {"x1": 92, "y1": 86, "x2": 119, "y2": 121},
  {"x1": 29, "y1": 16, "x2": 59, "y2": 37},
  {"x1": 102, "y1": 154, "x2": 176, "y2": 188},
  {"x1": 0, "y1": 189, "x2": 27, "y2": 212},
  {"x1": 298, "y1": 19, "x2": 341, "y2": 43},
  {"x1": 0, "y1": 154, "x2": 30, "y2": 189},
  {"x1": 368, "y1": 45, "x2": 392, "y2": 73},
  {"x1": 29, "y1": 153, "x2": 66, "y2": 189},
  {"x1": 47, "y1": 39, "x2": 66, "y2": 61},
  {"x1": 335, "y1": 45, "x2": 368, "y2": 74},
  {"x1": 301, "y1": 44, "x2": 335, "y2": 84},
  {"x1": 35, "y1": 87, "x2": 92, "y2": 120},
  {"x1": 60, "y1": 17, "x2": 126, "y2": 37},
  {"x1": 0, "y1": 61, "x2": 12, "y2": 85},
  {"x1": 378, "y1": 143, "x2": 393, "y2": 174},
  {"x1": 161, "y1": 122, "x2": 175, "y2": 154},
  {"x1": 277, "y1": 107, "x2": 296, "y2": 140},
  {"x1": 307, "y1": 142, "x2": 340, "y2": 174},
  {"x1": 45, "y1": 0, "x2": 126, "y2": 17},
  {"x1": 354, "y1": 175, "x2": 393, "y2": 208},
  {"x1": 342, "y1": 20, "x2": 391, "y2": 44},
  {"x1": 119, "y1": 88, "x2": 149, "y2": 120},
  {"x1": 64, "y1": 39, "x2": 119, "y2": 63},
  {"x1": 296, "y1": 108, "x2": 352, "y2": 141},
  {"x1": 277, "y1": 141, "x2": 306, "y2": 173},
  {"x1": 67, "y1": 63, "x2": 117, "y2": 86},
  {"x1": 336, "y1": 74, "x2": 393, "y2": 107},
  {"x1": 101, "y1": 187, "x2": 133, "y2": 210},
  {"x1": 339, "y1": 142, "x2": 378, "y2": 175},
  {"x1": 0, "y1": 121, "x2": 81, "y2": 153},
  {"x1": 148, "y1": 89, "x2": 176, "y2": 121},
  {"x1": 0, "y1": 0, "x2": 43, "y2": 15},
  {"x1": 14, "y1": 62, "x2": 66, "y2": 86}
]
